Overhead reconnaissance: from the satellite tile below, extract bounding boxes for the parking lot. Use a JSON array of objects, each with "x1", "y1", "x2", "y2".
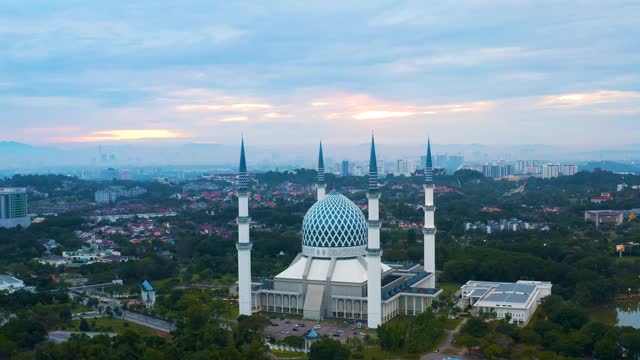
[{"x1": 262, "y1": 316, "x2": 369, "y2": 343}]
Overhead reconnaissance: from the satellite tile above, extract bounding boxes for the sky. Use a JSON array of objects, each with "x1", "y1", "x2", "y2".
[{"x1": 1, "y1": 0, "x2": 639, "y2": 147}]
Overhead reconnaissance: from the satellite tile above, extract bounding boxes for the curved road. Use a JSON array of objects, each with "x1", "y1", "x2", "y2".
[{"x1": 422, "y1": 318, "x2": 470, "y2": 360}]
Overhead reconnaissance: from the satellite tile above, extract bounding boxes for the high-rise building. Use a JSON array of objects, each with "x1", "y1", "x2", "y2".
[
  {"x1": 396, "y1": 159, "x2": 407, "y2": 175},
  {"x1": 0, "y1": 188, "x2": 30, "y2": 228},
  {"x1": 560, "y1": 164, "x2": 578, "y2": 176},
  {"x1": 542, "y1": 164, "x2": 560, "y2": 179},
  {"x1": 394, "y1": 159, "x2": 415, "y2": 176},
  {"x1": 482, "y1": 163, "x2": 513, "y2": 179},
  {"x1": 376, "y1": 160, "x2": 385, "y2": 177},
  {"x1": 448, "y1": 155, "x2": 464, "y2": 172},
  {"x1": 341, "y1": 160, "x2": 350, "y2": 177},
  {"x1": 419, "y1": 155, "x2": 427, "y2": 170}
]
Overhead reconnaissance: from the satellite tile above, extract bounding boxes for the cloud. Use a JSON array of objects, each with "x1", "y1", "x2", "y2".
[
  {"x1": 353, "y1": 111, "x2": 415, "y2": 120},
  {"x1": 219, "y1": 116, "x2": 249, "y2": 122},
  {"x1": 231, "y1": 103, "x2": 272, "y2": 110},
  {"x1": 311, "y1": 101, "x2": 330, "y2": 107},
  {"x1": 174, "y1": 104, "x2": 224, "y2": 111},
  {"x1": 58, "y1": 129, "x2": 188, "y2": 142},
  {"x1": 538, "y1": 90, "x2": 640, "y2": 108},
  {"x1": 263, "y1": 112, "x2": 291, "y2": 119}
]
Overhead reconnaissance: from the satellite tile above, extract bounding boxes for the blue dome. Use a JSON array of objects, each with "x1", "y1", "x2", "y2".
[{"x1": 302, "y1": 192, "x2": 367, "y2": 250}]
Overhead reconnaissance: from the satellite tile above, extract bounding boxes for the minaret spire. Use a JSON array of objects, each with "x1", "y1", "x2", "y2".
[
  {"x1": 317, "y1": 141, "x2": 326, "y2": 201},
  {"x1": 423, "y1": 138, "x2": 436, "y2": 287},
  {"x1": 238, "y1": 137, "x2": 248, "y2": 191},
  {"x1": 425, "y1": 138, "x2": 433, "y2": 184},
  {"x1": 368, "y1": 135, "x2": 378, "y2": 192},
  {"x1": 366, "y1": 134, "x2": 382, "y2": 328},
  {"x1": 236, "y1": 137, "x2": 253, "y2": 316}
]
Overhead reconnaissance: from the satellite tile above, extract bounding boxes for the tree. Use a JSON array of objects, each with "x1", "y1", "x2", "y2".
[
  {"x1": 462, "y1": 318, "x2": 489, "y2": 338},
  {"x1": 594, "y1": 333, "x2": 619, "y2": 360},
  {"x1": 283, "y1": 335, "x2": 304, "y2": 348},
  {"x1": 504, "y1": 312, "x2": 512, "y2": 324},
  {"x1": 309, "y1": 338, "x2": 350, "y2": 360},
  {"x1": 79, "y1": 318, "x2": 91, "y2": 332}
]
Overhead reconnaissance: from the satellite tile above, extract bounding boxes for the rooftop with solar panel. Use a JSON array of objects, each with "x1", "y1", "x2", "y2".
[{"x1": 461, "y1": 280, "x2": 553, "y2": 325}]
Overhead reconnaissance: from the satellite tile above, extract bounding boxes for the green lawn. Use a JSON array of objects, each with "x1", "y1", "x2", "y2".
[
  {"x1": 615, "y1": 256, "x2": 640, "y2": 264},
  {"x1": 69, "y1": 317, "x2": 155, "y2": 335},
  {"x1": 438, "y1": 283, "x2": 461, "y2": 293},
  {"x1": 444, "y1": 317, "x2": 463, "y2": 330}
]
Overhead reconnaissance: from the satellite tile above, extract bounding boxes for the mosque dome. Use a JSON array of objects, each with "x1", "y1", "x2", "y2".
[{"x1": 302, "y1": 191, "x2": 367, "y2": 257}]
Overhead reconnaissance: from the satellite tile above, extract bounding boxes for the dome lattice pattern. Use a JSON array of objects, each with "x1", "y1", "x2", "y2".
[{"x1": 302, "y1": 192, "x2": 367, "y2": 248}]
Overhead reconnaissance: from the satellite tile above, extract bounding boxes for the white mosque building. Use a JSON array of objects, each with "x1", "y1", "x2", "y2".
[{"x1": 235, "y1": 137, "x2": 441, "y2": 328}]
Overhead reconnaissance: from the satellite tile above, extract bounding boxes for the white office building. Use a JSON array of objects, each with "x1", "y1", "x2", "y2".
[
  {"x1": 461, "y1": 280, "x2": 552, "y2": 325},
  {"x1": 0, "y1": 188, "x2": 30, "y2": 228}
]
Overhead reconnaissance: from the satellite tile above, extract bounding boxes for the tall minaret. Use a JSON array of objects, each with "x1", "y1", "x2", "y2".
[
  {"x1": 366, "y1": 135, "x2": 382, "y2": 328},
  {"x1": 236, "y1": 138, "x2": 253, "y2": 316},
  {"x1": 423, "y1": 138, "x2": 437, "y2": 287},
  {"x1": 317, "y1": 141, "x2": 326, "y2": 201}
]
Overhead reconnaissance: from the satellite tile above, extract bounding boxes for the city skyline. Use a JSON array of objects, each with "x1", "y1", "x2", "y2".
[{"x1": 1, "y1": 1, "x2": 639, "y2": 147}]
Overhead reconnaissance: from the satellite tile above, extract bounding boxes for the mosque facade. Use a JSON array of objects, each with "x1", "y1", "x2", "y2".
[{"x1": 235, "y1": 137, "x2": 441, "y2": 328}]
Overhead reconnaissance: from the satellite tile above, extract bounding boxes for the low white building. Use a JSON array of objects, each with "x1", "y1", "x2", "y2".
[
  {"x1": 140, "y1": 280, "x2": 156, "y2": 308},
  {"x1": 461, "y1": 280, "x2": 552, "y2": 325},
  {"x1": 39, "y1": 255, "x2": 68, "y2": 267},
  {"x1": 0, "y1": 275, "x2": 25, "y2": 293}
]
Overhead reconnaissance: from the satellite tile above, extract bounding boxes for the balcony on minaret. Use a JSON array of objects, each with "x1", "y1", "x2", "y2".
[
  {"x1": 422, "y1": 227, "x2": 437, "y2": 235},
  {"x1": 366, "y1": 192, "x2": 381, "y2": 199},
  {"x1": 236, "y1": 190, "x2": 250, "y2": 197},
  {"x1": 424, "y1": 183, "x2": 435, "y2": 189},
  {"x1": 236, "y1": 242, "x2": 253, "y2": 251},
  {"x1": 423, "y1": 205, "x2": 436, "y2": 212},
  {"x1": 368, "y1": 220, "x2": 381, "y2": 229},
  {"x1": 237, "y1": 216, "x2": 251, "y2": 224},
  {"x1": 366, "y1": 248, "x2": 383, "y2": 256}
]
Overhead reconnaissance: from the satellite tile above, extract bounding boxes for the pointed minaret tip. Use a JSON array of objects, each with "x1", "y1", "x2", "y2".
[
  {"x1": 238, "y1": 138, "x2": 248, "y2": 191},
  {"x1": 369, "y1": 135, "x2": 377, "y2": 172},
  {"x1": 368, "y1": 135, "x2": 379, "y2": 192},
  {"x1": 318, "y1": 141, "x2": 325, "y2": 169},
  {"x1": 425, "y1": 138, "x2": 434, "y2": 184},
  {"x1": 239, "y1": 137, "x2": 247, "y2": 173},
  {"x1": 317, "y1": 141, "x2": 325, "y2": 185},
  {"x1": 426, "y1": 138, "x2": 432, "y2": 167}
]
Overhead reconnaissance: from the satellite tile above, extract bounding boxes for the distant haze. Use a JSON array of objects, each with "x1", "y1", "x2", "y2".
[{"x1": 1, "y1": 141, "x2": 639, "y2": 170}]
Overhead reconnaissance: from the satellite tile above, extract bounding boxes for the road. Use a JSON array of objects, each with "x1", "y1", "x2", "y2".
[
  {"x1": 121, "y1": 310, "x2": 176, "y2": 333},
  {"x1": 48, "y1": 331, "x2": 117, "y2": 344},
  {"x1": 76, "y1": 291, "x2": 176, "y2": 333},
  {"x1": 421, "y1": 319, "x2": 479, "y2": 360}
]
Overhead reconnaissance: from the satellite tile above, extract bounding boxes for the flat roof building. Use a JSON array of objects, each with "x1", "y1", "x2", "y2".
[
  {"x1": 585, "y1": 210, "x2": 624, "y2": 228},
  {"x1": 461, "y1": 280, "x2": 552, "y2": 325},
  {"x1": 0, "y1": 275, "x2": 25, "y2": 293}
]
